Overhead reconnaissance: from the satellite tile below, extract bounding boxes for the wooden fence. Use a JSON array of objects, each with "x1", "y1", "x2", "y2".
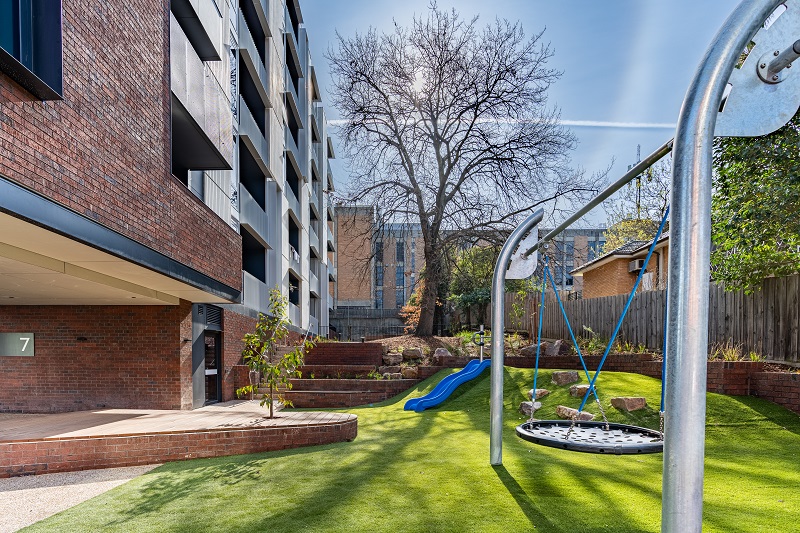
[{"x1": 537, "y1": 274, "x2": 800, "y2": 363}]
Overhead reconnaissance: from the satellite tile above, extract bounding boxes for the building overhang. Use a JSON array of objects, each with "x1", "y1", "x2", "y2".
[{"x1": 0, "y1": 178, "x2": 240, "y2": 305}]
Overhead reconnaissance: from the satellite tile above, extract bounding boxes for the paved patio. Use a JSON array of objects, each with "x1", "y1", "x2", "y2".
[{"x1": 0, "y1": 401, "x2": 358, "y2": 477}]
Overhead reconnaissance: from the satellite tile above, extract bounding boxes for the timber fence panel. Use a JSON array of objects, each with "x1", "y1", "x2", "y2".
[{"x1": 534, "y1": 274, "x2": 800, "y2": 362}]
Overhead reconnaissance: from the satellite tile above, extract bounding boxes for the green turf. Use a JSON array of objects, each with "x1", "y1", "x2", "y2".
[{"x1": 23, "y1": 368, "x2": 800, "y2": 532}]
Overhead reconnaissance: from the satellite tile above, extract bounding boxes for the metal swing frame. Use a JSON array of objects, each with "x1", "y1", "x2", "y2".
[{"x1": 488, "y1": 1, "x2": 800, "y2": 530}]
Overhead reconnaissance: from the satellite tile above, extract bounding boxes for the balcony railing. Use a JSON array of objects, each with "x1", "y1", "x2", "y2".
[
  {"x1": 239, "y1": 185, "x2": 271, "y2": 249},
  {"x1": 238, "y1": 8, "x2": 271, "y2": 108},
  {"x1": 289, "y1": 245, "x2": 302, "y2": 274}
]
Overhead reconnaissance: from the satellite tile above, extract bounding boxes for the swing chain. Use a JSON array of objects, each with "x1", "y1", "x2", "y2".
[{"x1": 595, "y1": 398, "x2": 610, "y2": 431}]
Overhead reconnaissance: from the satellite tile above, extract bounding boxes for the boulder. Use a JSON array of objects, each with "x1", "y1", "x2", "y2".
[
  {"x1": 401, "y1": 366, "x2": 419, "y2": 379},
  {"x1": 383, "y1": 353, "x2": 403, "y2": 366},
  {"x1": 545, "y1": 339, "x2": 571, "y2": 356},
  {"x1": 382, "y1": 372, "x2": 403, "y2": 380},
  {"x1": 403, "y1": 348, "x2": 423, "y2": 361},
  {"x1": 569, "y1": 384, "x2": 591, "y2": 398},
  {"x1": 555, "y1": 405, "x2": 595, "y2": 421},
  {"x1": 519, "y1": 401, "x2": 542, "y2": 417},
  {"x1": 551, "y1": 370, "x2": 579, "y2": 386},
  {"x1": 519, "y1": 345, "x2": 538, "y2": 357},
  {"x1": 527, "y1": 388, "x2": 550, "y2": 400},
  {"x1": 610, "y1": 397, "x2": 648, "y2": 412},
  {"x1": 378, "y1": 366, "x2": 400, "y2": 374},
  {"x1": 432, "y1": 347, "x2": 451, "y2": 365}
]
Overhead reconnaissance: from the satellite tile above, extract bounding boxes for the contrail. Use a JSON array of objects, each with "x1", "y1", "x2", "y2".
[{"x1": 328, "y1": 118, "x2": 676, "y2": 129}]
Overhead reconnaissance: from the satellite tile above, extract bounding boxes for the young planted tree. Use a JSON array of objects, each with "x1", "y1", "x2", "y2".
[
  {"x1": 236, "y1": 288, "x2": 314, "y2": 418},
  {"x1": 328, "y1": 5, "x2": 601, "y2": 336}
]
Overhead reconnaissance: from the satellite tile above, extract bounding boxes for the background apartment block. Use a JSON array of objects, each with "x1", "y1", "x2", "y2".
[{"x1": 0, "y1": 0, "x2": 336, "y2": 413}]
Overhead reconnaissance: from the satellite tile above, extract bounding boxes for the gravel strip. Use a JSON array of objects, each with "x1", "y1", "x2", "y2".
[{"x1": 0, "y1": 464, "x2": 160, "y2": 532}]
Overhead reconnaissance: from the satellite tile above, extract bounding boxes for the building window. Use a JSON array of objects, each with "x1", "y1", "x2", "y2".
[
  {"x1": 0, "y1": 0, "x2": 63, "y2": 100},
  {"x1": 375, "y1": 288, "x2": 383, "y2": 309},
  {"x1": 375, "y1": 264, "x2": 384, "y2": 287},
  {"x1": 396, "y1": 240, "x2": 405, "y2": 264},
  {"x1": 375, "y1": 241, "x2": 383, "y2": 263},
  {"x1": 395, "y1": 265, "x2": 404, "y2": 288},
  {"x1": 395, "y1": 288, "x2": 405, "y2": 309}
]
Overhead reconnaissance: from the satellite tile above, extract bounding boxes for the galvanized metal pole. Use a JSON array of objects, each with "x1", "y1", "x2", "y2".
[
  {"x1": 489, "y1": 209, "x2": 544, "y2": 466},
  {"x1": 663, "y1": 1, "x2": 782, "y2": 531}
]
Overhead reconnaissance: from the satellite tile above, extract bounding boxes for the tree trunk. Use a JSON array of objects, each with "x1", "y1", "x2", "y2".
[
  {"x1": 269, "y1": 383, "x2": 274, "y2": 419},
  {"x1": 416, "y1": 260, "x2": 439, "y2": 336}
]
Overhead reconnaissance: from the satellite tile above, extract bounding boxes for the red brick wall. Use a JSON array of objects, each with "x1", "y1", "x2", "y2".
[
  {"x1": 304, "y1": 342, "x2": 384, "y2": 365},
  {"x1": 0, "y1": 418, "x2": 358, "y2": 477},
  {"x1": 0, "y1": 303, "x2": 193, "y2": 412},
  {"x1": 222, "y1": 310, "x2": 257, "y2": 401},
  {"x1": 0, "y1": 0, "x2": 241, "y2": 289},
  {"x1": 751, "y1": 372, "x2": 800, "y2": 414}
]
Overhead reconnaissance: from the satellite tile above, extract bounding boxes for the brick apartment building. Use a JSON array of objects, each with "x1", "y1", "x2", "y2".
[
  {"x1": 335, "y1": 206, "x2": 424, "y2": 310},
  {"x1": 0, "y1": 0, "x2": 336, "y2": 412}
]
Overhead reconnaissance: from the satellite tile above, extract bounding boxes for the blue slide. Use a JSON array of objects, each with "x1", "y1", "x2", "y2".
[{"x1": 404, "y1": 359, "x2": 491, "y2": 412}]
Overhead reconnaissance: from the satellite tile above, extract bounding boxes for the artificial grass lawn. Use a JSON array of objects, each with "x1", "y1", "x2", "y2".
[{"x1": 25, "y1": 368, "x2": 800, "y2": 532}]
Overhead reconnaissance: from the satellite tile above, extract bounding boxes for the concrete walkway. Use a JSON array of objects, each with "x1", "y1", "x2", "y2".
[
  {"x1": 0, "y1": 400, "x2": 349, "y2": 441},
  {"x1": 0, "y1": 464, "x2": 159, "y2": 532}
]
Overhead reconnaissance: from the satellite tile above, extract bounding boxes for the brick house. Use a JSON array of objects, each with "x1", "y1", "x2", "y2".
[
  {"x1": 570, "y1": 234, "x2": 669, "y2": 299},
  {"x1": 0, "y1": 0, "x2": 336, "y2": 413}
]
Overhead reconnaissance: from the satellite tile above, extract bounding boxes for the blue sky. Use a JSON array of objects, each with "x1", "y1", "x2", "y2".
[{"x1": 301, "y1": 0, "x2": 740, "y2": 223}]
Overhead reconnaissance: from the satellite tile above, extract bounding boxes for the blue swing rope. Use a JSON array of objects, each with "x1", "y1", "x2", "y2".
[
  {"x1": 660, "y1": 282, "x2": 669, "y2": 414},
  {"x1": 530, "y1": 258, "x2": 548, "y2": 405},
  {"x1": 544, "y1": 260, "x2": 604, "y2": 407},
  {"x1": 577, "y1": 206, "x2": 671, "y2": 413}
]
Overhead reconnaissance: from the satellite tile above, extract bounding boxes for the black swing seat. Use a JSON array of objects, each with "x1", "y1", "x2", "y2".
[{"x1": 516, "y1": 420, "x2": 663, "y2": 455}]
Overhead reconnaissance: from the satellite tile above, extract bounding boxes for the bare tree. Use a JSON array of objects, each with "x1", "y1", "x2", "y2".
[{"x1": 327, "y1": 5, "x2": 601, "y2": 336}]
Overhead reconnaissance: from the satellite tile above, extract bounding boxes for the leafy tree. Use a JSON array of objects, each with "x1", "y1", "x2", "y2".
[
  {"x1": 236, "y1": 288, "x2": 315, "y2": 418},
  {"x1": 602, "y1": 158, "x2": 670, "y2": 253},
  {"x1": 712, "y1": 111, "x2": 800, "y2": 292},
  {"x1": 328, "y1": 5, "x2": 601, "y2": 336}
]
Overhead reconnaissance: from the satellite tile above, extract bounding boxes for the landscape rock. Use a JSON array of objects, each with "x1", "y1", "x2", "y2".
[
  {"x1": 378, "y1": 366, "x2": 400, "y2": 374},
  {"x1": 403, "y1": 348, "x2": 423, "y2": 361},
  {"x1": 610, "y1": 397, "x2": 648, "y2": 412},
  {"x1": 526, "y1": 388, "x2": 550, "y2": 400},
  {"x1": 383, "y1": 353, "x2": 403, "y2": 366},
  {"x1": 519, "y1": 401, "x2": 542, "y2": 417},
  {"x1": 401, "y1": 366, "x2": 419, "y2": 379},
  {"x1": 519, "y1": 345, "x2": 538, "y2": 357},
  {"x1": 569, "y1": 384, "x2": 591, "y2": 398},
  {"x1": 555, "y1": 405, "x2": 595, "y2": 421},
  {"x1": 432, "y1": 347, "x2": 451, "y2": 365},
  {"x1": 551, "y1": 370, "x2": 579, "y2": 386},
  {"x1": 382, "y1": 372, "x2": 403, "y2": 380},
  {"x1": 545, "y1": 339, "x2": 571, "y2": 356}
]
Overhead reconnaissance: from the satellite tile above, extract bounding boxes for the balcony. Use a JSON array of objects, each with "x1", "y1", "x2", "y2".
[
  {"x1": 289, "y1": 302, "x2": 302, "y2": 329},
  {"x1": 238, "y1": 8, "x2": 271, "y2": 108},
  {"x1": 283, "y1": 67, "x2": 303, "y2": 133},
  {"x1": 238, "y1": 98, "x2": 269, "y2": 175},
  {"x1": 328, "y1": 264, "x2": 337, "y2": 282},
  {"x1": 289, "y1": 245, "x2": 302, "y2": 275},
  {"x1": 243, "y1": 271, "x2": 270, "y2": 314},
  {"x1": 244, "y1": 0, "x2": 273, "y2": 38},
  {"x1": 309, "y1": 181, "x2": 320, "y2": 212},
  {"x1": 309, "y1": 224, "x2": 320, "y2": 255},
  {"x1": 309, "y1": 270, "x2": 320, "y2": 297},
  {"x1": 285, "y1": 183, "x2": 300, "y2": 218},
  {"x1": 239, "y1": 185, "x2": 271, "y2": 249}
]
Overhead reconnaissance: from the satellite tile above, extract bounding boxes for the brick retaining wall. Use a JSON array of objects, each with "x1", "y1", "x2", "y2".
[
  {"x1": 0, "y1": 418, "x2": 357, "y2": 478},
  {"x1": 304, "y1": 342, "x2": 384, "y2": 365},
  {"x1": 751, "y1": 372, "x2": 800, "y2": 414}
]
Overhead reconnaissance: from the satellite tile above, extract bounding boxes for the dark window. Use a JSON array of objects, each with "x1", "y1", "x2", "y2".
[
  {"x1": 0, "y1": 0, "x2": 63, "y2": 100},
  {"x1": 375, "y1": 264, "x2": 384, "y2": 287},
  {"x1": 395, "y1": 265, "x2": 404, "y2": 287},
  {"x1": 375, "y1": 288, "x2": 383, "y2": 309},
  {"x1": 396, "y1": 241, "x2": 405, "y2": 263},
  {"x1": 375, "y1": 241, "x2": 383, "y2": 263},
  {"x1": 395, "y1": 288, "x2": 404, "y2": 308}
]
